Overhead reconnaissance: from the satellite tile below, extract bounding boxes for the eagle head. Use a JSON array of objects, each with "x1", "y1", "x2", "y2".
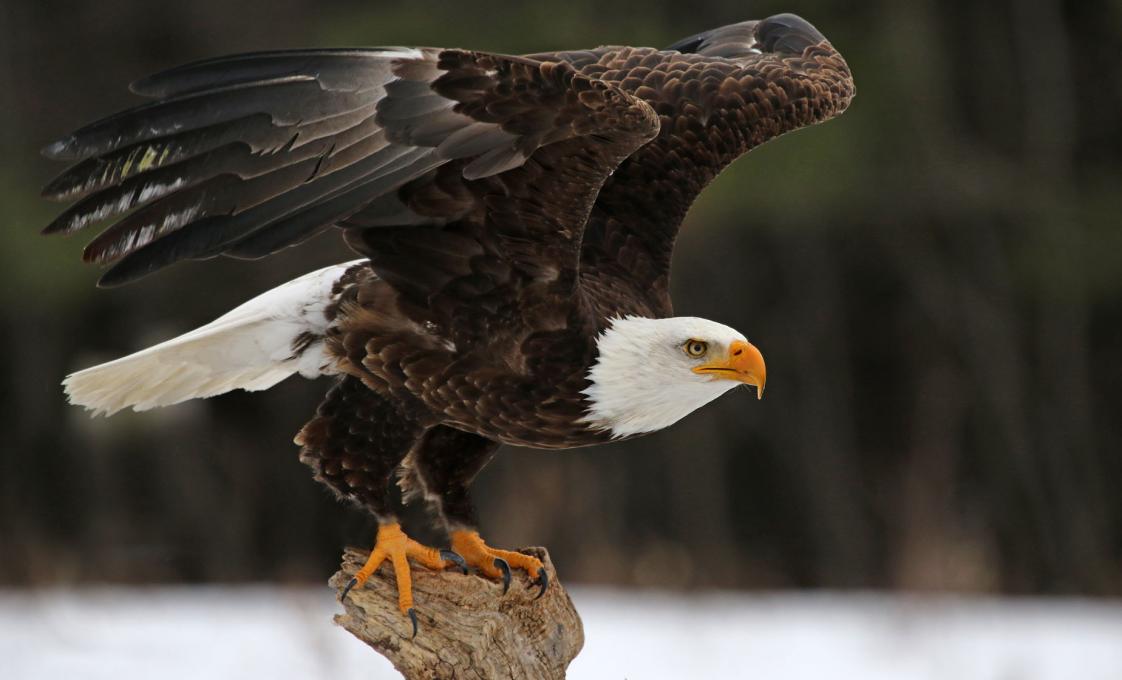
[{"x1": 581, "y1": 316, "x2": 766, "y2": 438}]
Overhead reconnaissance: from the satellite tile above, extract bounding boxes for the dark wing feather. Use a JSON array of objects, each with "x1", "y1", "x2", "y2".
[
  {"x1": 44, "y1": 47, "x2": 642, "y2": 286},
  {"x1": 42, "y1": 77, "x2": 373, "y2": 162},
  {"x1": 547, "y1": 13, "x2": 856, "y2": 317},
  {"x1": 128, "y1": 48, "x2": 418, "y2": 98},
  {"x1": 344, "y1": 51, "x2": 660, "y2": 312},
  {"x1": 664, "y1": 13, "x2": 826, "y2": 58},
  {"x1": 96, "y1": 140, "x2": 429, "y2": 284},
  {"x1": 43, "y1": 15, "x2": 845, "y2": 300}
]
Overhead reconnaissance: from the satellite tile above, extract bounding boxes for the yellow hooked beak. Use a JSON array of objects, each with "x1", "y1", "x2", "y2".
[{"x1": 691, "y1": 339, "x2": 767, "y2": 399}]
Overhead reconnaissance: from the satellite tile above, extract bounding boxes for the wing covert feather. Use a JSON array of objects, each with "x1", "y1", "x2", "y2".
[{"x1": 550, "y1": 14, "x2": 856, "y2": 317}]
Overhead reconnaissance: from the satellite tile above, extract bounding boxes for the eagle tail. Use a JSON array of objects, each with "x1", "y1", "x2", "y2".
[{"x1": 63, "y1": 260, "x2": 365, "y2": 416}]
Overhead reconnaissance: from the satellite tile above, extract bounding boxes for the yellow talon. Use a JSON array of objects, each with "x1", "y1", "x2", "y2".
[
  {"x1": 342, "y1": 523, "x2": 462, "y2": 635},
  {"x1": 450, "y1": 530, "x2": 549, "y2": 597}
]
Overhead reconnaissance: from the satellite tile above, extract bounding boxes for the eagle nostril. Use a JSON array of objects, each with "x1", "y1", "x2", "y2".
[{"x1": 732, "y1": 348, "x2": 743, "y2": 356}]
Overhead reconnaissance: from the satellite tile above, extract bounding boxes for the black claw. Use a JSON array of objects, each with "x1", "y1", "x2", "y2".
[
  {"x1": 494, "y1": 557, "x2": 512, "y2": 594},
  {"x1": 341, "y1": 576, "x2": 358, "y2": 601},
  {"x1": 441, "y1": 549, "x2": 468, "y2": 575},
  {"x1": 529, "y1": 568, "x2": 549, "y2": 600},
  {"x1": 407, "y1": 607, "x2": 419, "y2": 639}
]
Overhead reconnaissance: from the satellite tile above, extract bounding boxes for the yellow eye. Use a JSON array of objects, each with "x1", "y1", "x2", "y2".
[{"x1": 684, "y1": 339, "x2": 708, "y2": 357}]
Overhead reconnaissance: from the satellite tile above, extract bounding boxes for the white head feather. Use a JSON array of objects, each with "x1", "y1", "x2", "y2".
[{"x1": 581, "y1": 316, "x2": 765, "y2": 438}]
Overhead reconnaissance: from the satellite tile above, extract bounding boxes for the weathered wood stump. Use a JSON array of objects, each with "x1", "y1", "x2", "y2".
[{"x1": 331, "y1": 545, "x2": 584, "y2": 679}]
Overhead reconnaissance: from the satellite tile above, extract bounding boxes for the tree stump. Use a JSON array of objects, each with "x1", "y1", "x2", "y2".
[{"x1": 331, "y1": 545, "x2": 584, "y2": 679}]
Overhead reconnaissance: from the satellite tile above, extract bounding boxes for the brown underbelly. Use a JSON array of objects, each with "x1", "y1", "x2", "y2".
[{"x1": 442, "y1": 413, "x2": 619, "y2": 450}]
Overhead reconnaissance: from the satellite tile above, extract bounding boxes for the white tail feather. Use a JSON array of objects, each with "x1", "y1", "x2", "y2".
[{"x1": 64, "y1": 260, "x2": 365, "y2": 416}]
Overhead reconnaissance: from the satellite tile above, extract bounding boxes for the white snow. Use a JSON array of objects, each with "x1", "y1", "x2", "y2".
[{"x1": 1, "y1": 586, "x2": 1119, "y2": 679}]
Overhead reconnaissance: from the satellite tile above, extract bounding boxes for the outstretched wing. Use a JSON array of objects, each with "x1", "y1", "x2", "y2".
[
  {"x1": 41, "y1": 48, "x2": 657, "y2": 287},
  {"x1": 546, "y1": 14, "x2": 856, "y2": 317}
]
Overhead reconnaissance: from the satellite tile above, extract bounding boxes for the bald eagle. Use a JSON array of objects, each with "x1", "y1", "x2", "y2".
[{"x1": 43, "y1": 14, "x2": 853, "y2": 635}]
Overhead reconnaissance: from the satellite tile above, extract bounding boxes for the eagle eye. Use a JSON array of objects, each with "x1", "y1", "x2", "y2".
[{"x1": 684, "y1": 339, "x2": 708, "y2": 357}]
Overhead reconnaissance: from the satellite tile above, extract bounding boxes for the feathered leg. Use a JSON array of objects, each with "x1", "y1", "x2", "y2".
[
  {"x1": 405, "y1": 426, "x2": 549, "y2": 597},
  {"x1": 297, "y1": 376, "x2": 462, "y2": 635}
]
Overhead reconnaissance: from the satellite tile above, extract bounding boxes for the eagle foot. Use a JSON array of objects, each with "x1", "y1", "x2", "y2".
[
  {"x1": 450, "y1": 530, "x2": 550, "y2": 599},
  {"x1": 341, "y1": 522, "x2": 464, "y2": 637}
]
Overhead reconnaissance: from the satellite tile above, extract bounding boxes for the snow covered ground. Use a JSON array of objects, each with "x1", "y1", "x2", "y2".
[{"x1": 2, "y1": 586, "x2": 1120, "y2": 679}]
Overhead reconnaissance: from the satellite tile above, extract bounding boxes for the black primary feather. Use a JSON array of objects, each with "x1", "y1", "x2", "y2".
[{"x1": 131, "y1": 48, "x2": 417, "y2": 97}]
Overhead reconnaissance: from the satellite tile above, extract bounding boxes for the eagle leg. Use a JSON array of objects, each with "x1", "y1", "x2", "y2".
[
  {"x1": 402, "y1": 427, "x2": 548, "y2": 596},
  {"x1": 450, "y1": 530, "x2": 550, "y2": 599},
  {"x1": 341, "y1": 522, "x2": 464, "y2": 637}
]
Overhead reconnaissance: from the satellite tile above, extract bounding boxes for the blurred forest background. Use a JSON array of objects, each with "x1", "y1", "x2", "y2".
[{"x1": 1, "y1": 0, "x2": 1119, "y2": 596}]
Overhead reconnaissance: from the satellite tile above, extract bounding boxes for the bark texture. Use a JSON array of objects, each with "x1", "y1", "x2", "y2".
[{"x1": 331, "y1": 546, "x2": 583, "y2": 679}]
